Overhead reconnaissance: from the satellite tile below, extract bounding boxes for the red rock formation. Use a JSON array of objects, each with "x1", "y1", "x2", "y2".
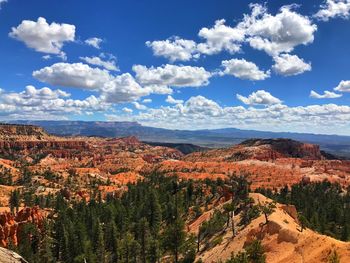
[
  {"x1": 0, "y1": 212, "x2": 17, "y2": 247},
  {"x1": 0, "y1": 207, "x2": 45, "y2": 247},
  {"x1": 0, "y1": 124, "x2": 48, "y2": 138}
]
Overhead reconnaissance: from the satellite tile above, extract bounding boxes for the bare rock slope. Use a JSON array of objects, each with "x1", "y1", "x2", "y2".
[
  {"x1": 195, "y1": 193, "x2": 350, "y2": 263},
  {"x1": 0, "y1": 247, "x2": 27, "y2": 263}
]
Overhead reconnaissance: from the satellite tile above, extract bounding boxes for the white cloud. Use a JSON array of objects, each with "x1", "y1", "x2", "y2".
[
  {"x1": 2, "y1": 86, "x2": 70, "y2": 106},
  {"x1": 106, "y1": 95, "x2": 350, "y2": 134},
  {"x1": 85, "y1": 37, "x2": 103, "y2": 49},
  {"x1": 310, "y1": 90, "x2": 342, "y2": 99},
  {"x1": 100, "y1": 73, "x2": 150, "y2": 103},
  {"x1": 133, "y1": 64, "x2": 212, "y2": 92},
  {"x1": 142, "y1": 98, "x2": 152, "y2": 103},
  {"x1": 236, "y1": 90, "x2": 282, "y2": 105},
  {"x1": 334, "y1": 80, "x2": 350, "y2": 92},
  {"x1": 145, "y1": 3, "x2": 316, "y2": 61},
  {"x1": 184, "y1": 96, "x2": 223, "y2": 117},
  {"x1": 42, "y1": 55, "x2": 51, "y2": 60},
  {"x1": 166, "y1": 95, "x2": 184, "y2": 104},
  {"x1": 33, "y1": 63, "x2": 151, "y2": 103},
  {"x1": 132, "y1": 102, "x2": 148, "y2": 110},
  {"x1": 220, "y1": 58, "x2": 270, "y2": 81},
  {"x1": 33, "y1": 62, "x2": 112, "y2": 90},
  {"x1": 9, "y1": 17, "x2": 75, "y2": 58},
  {"x1": 272, "y1": 54, "x2": 311, "y2": 76},
  {"x1": 242, "y1": 4, "x2": 317, "y2": 56},
  {"x1": 122, "y1": 107, "x2": 133, "y2": 114},
  {"x1": 146, "y1": 37, "x2": 198, "y2": 62},
  {"x1": 80, "y1": 56, "x2": 119, "y2": 71},
  {"x1": 197, "y1": 19, "x2": 245, "y2": 55},
  {"x1": 146, "y1": 19, "x2": 244, "y2": 61},
  {"x1": 0, "y1": 85, "x2": 107, "y2": 119},
  {"x1": 314, "y1": 0, "x2": 350, "y2": 21}
]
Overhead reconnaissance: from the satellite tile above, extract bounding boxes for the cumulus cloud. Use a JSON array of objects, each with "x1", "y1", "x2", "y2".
[
  {"x1": 80, "y1": 56, "x2": 119, "y2": 71},
  {"x1": 242, "y1": 4, "x2": 317, "y2": 56},
  {"x1": 310, "y1": 90, "x2": 342, "y2": 99},
  {"x1": 132, "y1": 102, "x2": 148, "y2": 110},
  {"x1": 146, "y1": 3, "x2": 316, "y2": 61},
  {"x1": 0, "y1": 85, "x2": 107, "y2": 119},
  {"x1": 314, "y1": 0, "x2": 350, "y2": 21},
  {"x1": 33, "y1": 63, "x2": 152, "y2": 103},
  {"x1": 122, "y1": 107, "x2": 133, "y2": 114},
  {"x1": 85, "y1": 37, "x2": 103, "y2": 49},
  {"x1": 197, "y1": 19, "x2": 245, "y2": 55},
  {"x1": 33, "y1": 62, "x2": 112, "y2": 90},
  {"x1": 334, "y1": 80, "x2": 350, "y2": 92},
  {"x1": 133, "y1": 64, "x2": 212, "y2": 92},
  {"x1": 146, "y1": 37, "x2": 198, "y2": 62},
  {"x1": 220, "y1": 58, "x2": 270, "y2": 81},
  {"x1": 100, "y1": 73, "x2": 150, "y2": 103},
  {"x1": 9, "y1": 17, "x2": 75, "y2": 58},
  {"x1": 146, "y1": 20, "x2": 244, "y2": 61},
  {"x1": 106, "y1": 95, "x2": 350, "y2": 134},
  {"x1": 2, "y1": 85, "x2": 70, "y2": 106},
  {"x1": 166, "y1": 95, "x2": 184, "y2": 104},
  {"x1": 272, "y1": 54, "x2": 311, "y2": 76},
  {"x1": 236, "y1": 90, "x2": 282, "y2": 105}
]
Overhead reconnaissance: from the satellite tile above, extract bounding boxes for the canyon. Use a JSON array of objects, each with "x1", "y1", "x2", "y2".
[{"x1": 0, "y1": 124, "x2": 349, "y2": 262}]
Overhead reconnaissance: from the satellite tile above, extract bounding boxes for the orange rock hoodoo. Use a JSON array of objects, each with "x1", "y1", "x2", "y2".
[{"x1": 0, "y1": 207, "x2": 45, "y2": 247}]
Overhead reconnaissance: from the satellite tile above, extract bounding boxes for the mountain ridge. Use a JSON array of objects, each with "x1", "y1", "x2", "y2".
[{"x1": 7, "y1": 120, "x2": 350, "y2": 158}]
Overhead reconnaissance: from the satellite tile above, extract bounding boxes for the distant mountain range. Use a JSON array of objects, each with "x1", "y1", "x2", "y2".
[{"x1": 8, "y1": 120, "x2": 350, "y2": 157}]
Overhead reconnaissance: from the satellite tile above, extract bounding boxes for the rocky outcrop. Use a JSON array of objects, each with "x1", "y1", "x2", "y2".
[
  {"x1": 0, "y1": 140, "x2": 89, "y2": 151},
  {"x1": 0, "y1": 212, "x2": 17, "y2": 247},
  {"x1": 198, "y1": 193, "x2": 350, "y2": 263},
  {"x1": 185, "y1": 138, "x2": 326, "y2": 162},
  {"x1": 0, "y1": 247, "x2": 28, "y2": 263},
  {"x1": 0, "y1": 124, "x2": 48, "y2": 139},
  {"x1": 240, "y1": 139, "x2": 324, "y2": 160},
  {"x1": 0, "y1": 207, "x2": 45, "y2": 247},
  {"x1": 114, "y1": 136, "x2": 141, "y2": 145}
]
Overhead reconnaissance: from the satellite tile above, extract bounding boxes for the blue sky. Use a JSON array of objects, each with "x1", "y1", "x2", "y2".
[{"x1": 1, "y1": 0, "x2": 350, "y2": 134}]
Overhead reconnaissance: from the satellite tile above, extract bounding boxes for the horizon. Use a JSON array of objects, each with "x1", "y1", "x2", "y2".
[
  {"x1": 1, "y1": 1, "x2": 350, "y2": 135},
  {"x1": 7, "y1": 119, "x2": 350, "y2": 137}
]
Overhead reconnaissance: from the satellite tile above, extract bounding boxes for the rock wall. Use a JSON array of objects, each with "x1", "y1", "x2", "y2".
[
  {"x1": 0, "y1": 124, "x2": 48, "y2": 139},
  {"x1": 0, "y1": 207, "x2": 45, "y2": 247}
]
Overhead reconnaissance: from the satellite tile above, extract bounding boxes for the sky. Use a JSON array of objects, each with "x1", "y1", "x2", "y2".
[{"x1": 1, "y1": 0, "x2": 350, "y2": 134}]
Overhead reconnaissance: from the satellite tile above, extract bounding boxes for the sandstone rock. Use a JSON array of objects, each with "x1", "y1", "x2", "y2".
[
  {"x1": 0, "y1": 247, "x2": 28, "y2": 263},
  {"x1": 0, "y1": 207, "x2": 45, "y2": 247}
]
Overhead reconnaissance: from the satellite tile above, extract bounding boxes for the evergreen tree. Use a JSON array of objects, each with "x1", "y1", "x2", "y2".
[
  {"x1": 18, "y1": 223, "x2": 40, "y2": 262},
  {"x1": 138, "y1": 217, "x2": 151, "y2": 263},
  {"x1": 147, "y1": 190, "x2": 162, "y2": 235},
  {"x1": 148, "y1": 237, "x2": 160, "y2": 263},
  {"x1": 226, "y1": 251, "x2": 249, "y2": 263},
  {"x1": 94, "y1": 220, "x2": 106, "y2": 262},
  {"x1": 163, "y1": 217, "x2": 186, "y2": 263},
  {"x1": 246, "y1": 239, "x2": 266, "y2": 263},
  {"x1": 39, "y1": 221, "x2": 54, "y2": 263},
  {"x1": 298, "y1": 213, "x2": 308, "y2": 232},
  {"x1": 9, "y1": 190, "x2": 20, "y2": 214},
  {"x1": 120, "y1": 232, "x2": 136, "y2": 263},
  {"x1": 258, "y1": 201, "x2": 276, "y2": 225},
  {"x1": 105, "y1": 221, "x2": 119, "y2": 262}
]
